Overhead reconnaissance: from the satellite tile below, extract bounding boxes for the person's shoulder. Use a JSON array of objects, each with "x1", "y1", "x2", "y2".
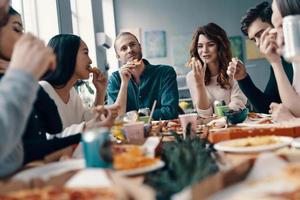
[
  {"x1": 108, "y1": 70, "x2": 120, "y2": 81},
  {"x1": 39, "y1": 80, "x2": 54, "y2": 92},
  {"x1": 110, "y1": 70, "x2": 121, "y2": 78},
  {"x1": 39, "y1": 80, "x2": 51, "y2": 87},
  {"x1": 186, "y1": 70, "x2": 193, "y2": 77},
  {"x1": 153, "y1": 64, "x2": 176, "y2": 74}
]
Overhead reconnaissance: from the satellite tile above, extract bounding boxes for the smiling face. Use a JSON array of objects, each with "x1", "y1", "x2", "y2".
[
  {"x1": 248, "y1": 18, "x2": 273, "y2": 47},
  {"x1": 0, "y1": 14, "x2": 23, "y2": 60},
  {"x1": 197, "y1": 34, "x2": 218, "y2": 64},
  {"x1": 272, "y1": 0, "x2": 284, "y2": 52},
  {"x1": 115, "y1": 34, "x2": 142, "y2": 65},
  {"x1": 74, "y1": 40, "x2": 92, "y2": 80}
]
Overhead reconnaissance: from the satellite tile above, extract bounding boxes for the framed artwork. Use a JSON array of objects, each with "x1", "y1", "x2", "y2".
[
  {"x1": 229, "y1": 36, "x2": 244, "y2": 62},
  {"x1": 245, "y1": 39, "x2": 264, "y2": 60},
  {"x1": 144, "y1": 30, "x2": 167, "y2": 58}
]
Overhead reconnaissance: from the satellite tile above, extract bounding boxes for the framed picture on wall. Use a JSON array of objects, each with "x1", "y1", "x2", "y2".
[
  {"x1": 144, "y1": 30, "x2": 167, "y2": 58},
  {"x1": 229, "y1": 36, "x2": 244, "y2": 62},
  {"x1": 245, "y1": 39, "x2": 264, "y2": 60}
]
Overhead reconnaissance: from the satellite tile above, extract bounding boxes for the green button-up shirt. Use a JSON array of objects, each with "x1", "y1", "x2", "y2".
[{"x1": 107, "y1": 59, "x2": 179, "y2": 120}]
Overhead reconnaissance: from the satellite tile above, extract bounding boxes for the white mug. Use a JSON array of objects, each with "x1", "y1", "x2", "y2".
[{"x1": 283, "y1": 15, "x2": 300, "y2": 62}]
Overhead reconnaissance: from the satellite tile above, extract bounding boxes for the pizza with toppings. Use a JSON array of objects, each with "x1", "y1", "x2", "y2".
[
  {"x1": 0, "y1": 186, "x2": 117, "y2": 200},
  {"x1": 113, "y1": 145, "x2": 158, "y2": 171}
]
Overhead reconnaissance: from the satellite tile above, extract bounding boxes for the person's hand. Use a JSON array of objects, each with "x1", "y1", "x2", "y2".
[
  {"x1": 119, "y1": 64, "x2": 132, "y2": 85},
  {"x1": 227, "y1": 58, "x2": 247, "y2": 80},
  {"x1": 98, "y1": 108, "x2": 119, "y2": 128},
  {"x1": 91, "y1": 68, "x2": 107, "y2": 92},
  {"x1": 188, "y1": 57, "x2": 206, "y2": 87},
  {"x1": 260, "y1": 28, "x2": 281, "y2": 65},
  {"x1": 269, "y1": 102, "x2": 295, "y2": 122},
  {"x1": 9, "y1": 33, "x2": 56, "y2": 80},
  {"x1": 84, "y1": 105, "x2": 120, "y2": 130},
  {"x1": 0, "y1": 59, "x2": 9, "y2": 74}
]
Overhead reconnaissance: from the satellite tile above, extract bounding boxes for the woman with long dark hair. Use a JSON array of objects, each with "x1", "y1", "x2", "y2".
[
  {"x1": 186, "y1": 23, "x2": 247, "y2": 116},
  {"x1": 0, "y1": 7, "x2": 82, "y2": 165},
  {"x1": 40, "y1": 34, "x2": 119, "y2": 137}
]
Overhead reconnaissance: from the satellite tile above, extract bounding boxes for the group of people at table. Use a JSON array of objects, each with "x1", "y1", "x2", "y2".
[{"x1": 0, "y1": 0, "x2": 299, "y2": 179}]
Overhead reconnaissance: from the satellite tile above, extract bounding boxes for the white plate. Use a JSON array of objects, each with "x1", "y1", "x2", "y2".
[
  {"x1": 236, "y1": 113, "x2": 273, "y2": 127},
  {"x1": 292, "y1": 137, "x2": 300, "y2": 148},
  {"x1": 115, "y1": 160, "x2": 165, "y2": 176},
  {"x1": 14, "y1": 159, "x2": 164, "y2": 181},
  {"x1": 214, "y1": 136, "x2": 293, "y2": 153},
  {"x1": 14, "y1": 159, "x2": 85, "y2": 182}
]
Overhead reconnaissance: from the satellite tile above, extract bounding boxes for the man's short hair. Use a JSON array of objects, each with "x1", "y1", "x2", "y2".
[
  {"x1": 114, "y1": 32, "x2": 139, "y2": 53},
  {"x1": 240, "y1": 2, "x2": 272, "y2": 36}
]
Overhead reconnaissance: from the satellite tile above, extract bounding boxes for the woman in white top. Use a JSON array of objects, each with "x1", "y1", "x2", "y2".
[
  {"x1": 40, "y1": 34, "x2": 118, "y2": 137},
  {"x1": 186, "y1": 23, "x2": 247, "y2": 117}
]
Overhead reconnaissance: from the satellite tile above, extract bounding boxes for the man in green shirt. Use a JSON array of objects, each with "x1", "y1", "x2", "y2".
[
  {"x1": 107, "y1": 32, "x2": 179, "y2": 120},
  {"x1": 227, "y1": 1, "x2": 293, "y2": 114}
]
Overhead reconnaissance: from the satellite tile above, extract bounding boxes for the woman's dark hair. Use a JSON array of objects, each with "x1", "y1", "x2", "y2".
[
  {"x1": 275, "y1": 0, "x2": 300, "y2": 17},
  {"x1": 8, "y1": 6, "x2": 20, "y2": 16},
  {"x1": 189, "y1": 23, "x2": 232, "y2": 89},
  {"x1": 240, "y1": 2, "x2": 272, "y2": 36},
  {"x1": 43, "y1": 34, "x2": 81, "y2": 88}
]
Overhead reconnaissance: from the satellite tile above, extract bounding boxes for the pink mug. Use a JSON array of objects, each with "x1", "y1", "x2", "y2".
[
  {"x1": 179, "y1": 113, "x2": 198, "y2": 139},
  {"x1": 122, "y1": 122, "x2": 145, "y2": 144}
]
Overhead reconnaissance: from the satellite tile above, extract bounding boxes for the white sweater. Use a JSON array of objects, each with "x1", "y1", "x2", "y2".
[
  {"x1": 186, "y1": 71, "x2": 247, "y2": 117},
  {"x1": 39, "y1": 81, "x2": 96, "y2": 137}
]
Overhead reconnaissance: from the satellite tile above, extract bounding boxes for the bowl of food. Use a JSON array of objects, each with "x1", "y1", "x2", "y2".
[{"x1": 224, "y1": 108, "x2": 248, "y2": 125}]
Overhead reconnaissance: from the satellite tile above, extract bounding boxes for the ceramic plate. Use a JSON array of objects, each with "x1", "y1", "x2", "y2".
[
  {"x1": 214, "y1": 136, "x2": 293, "y2": 153},
  {"x1": 14, "y1": 159, "x2": 164, "y2": 181},
  {"x1": 292, "y1": 137, "x2": 300, "y2": 148},
  {"x1": 116, "y1": 160, "x2": 164, "y2": 176},
  {"x1": 14, "y1": 159, "x2": 85, "y2": 182}
]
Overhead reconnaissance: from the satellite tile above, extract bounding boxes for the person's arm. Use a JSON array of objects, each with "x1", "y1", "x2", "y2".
[
  {"x1": 0, "y1": 33, "x2": 56, "y2": 177},
  {"x1": 238, "y1": 74, "x2": 275, "y2": 113},
  {"x1": 272, "y1": 62, "x2": 300, "y2": 116},
  {"x1": 228, "y1": 80, "x2": 248, "y2": 110},
  {"x1": 152, "y1": 67, "x2": 179, "y2": 120},
  {"x1": 259, "y1": 28, "x2": 300, "y2": 116},
  {"x1": 187, "y1": 71, "x2": 213, "y2": 116},
  {"x1": 0, "y1": 69, "x2": 38, "y2": 161},
  {"x1": 227, "y1": 57, "x2": 277, "y2": 113},
  {"x1": 269, "y1": 102, "x2": 296, "y2": 122},
  {"x1": 107, "y1": 68, "x2": 131, "y2": 116},
  {"x1": 23, "y1": 134, "x2": 81, "y2": 164},
  {"x1": 92, "y1": 69, "x2": 107, "y2": 106}
]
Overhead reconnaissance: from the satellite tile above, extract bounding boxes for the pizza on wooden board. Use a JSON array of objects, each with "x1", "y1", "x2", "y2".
[{"x1": 0, "y1": 186, "x2": 117, "y2": 200}]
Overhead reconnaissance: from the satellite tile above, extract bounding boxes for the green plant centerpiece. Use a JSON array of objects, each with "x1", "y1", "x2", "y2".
[{"x1": 144, "y1": 124, "x2": 219, "y2": 200}]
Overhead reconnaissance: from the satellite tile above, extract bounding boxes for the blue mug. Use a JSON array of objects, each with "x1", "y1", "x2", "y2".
[{"x1": 82, "y1": 128, "x2": 113, "y2": 168}]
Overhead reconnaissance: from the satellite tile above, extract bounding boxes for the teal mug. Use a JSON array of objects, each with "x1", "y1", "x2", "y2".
[{"x1": 215, "y1": 105, "x2": 229, "y2": 117}]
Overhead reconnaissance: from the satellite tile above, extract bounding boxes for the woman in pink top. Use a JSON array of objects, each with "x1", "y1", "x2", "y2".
[{"x1": 186, "y1": 23, "x2": 247, "y2": 117}]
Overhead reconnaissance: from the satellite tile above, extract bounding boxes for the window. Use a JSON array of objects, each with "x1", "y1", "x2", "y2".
[
  {"x1": 70, "y1": 0, "x2": 97, "y2": 67},
  {"x1": 11, "y1": 0, "x2": 59, "y2": 43},
  {"x1": 102, "y1": 0, "x2": 118, "y2": 75}
]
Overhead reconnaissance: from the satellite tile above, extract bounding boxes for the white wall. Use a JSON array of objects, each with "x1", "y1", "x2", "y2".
[{"x1": 114, "y1": 0, "x2": 272, "y2": 90}]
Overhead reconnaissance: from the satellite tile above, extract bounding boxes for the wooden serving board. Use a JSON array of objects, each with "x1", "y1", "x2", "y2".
[{"x1": 208, "y1": 125, "x2": 300, "y2": 143}]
